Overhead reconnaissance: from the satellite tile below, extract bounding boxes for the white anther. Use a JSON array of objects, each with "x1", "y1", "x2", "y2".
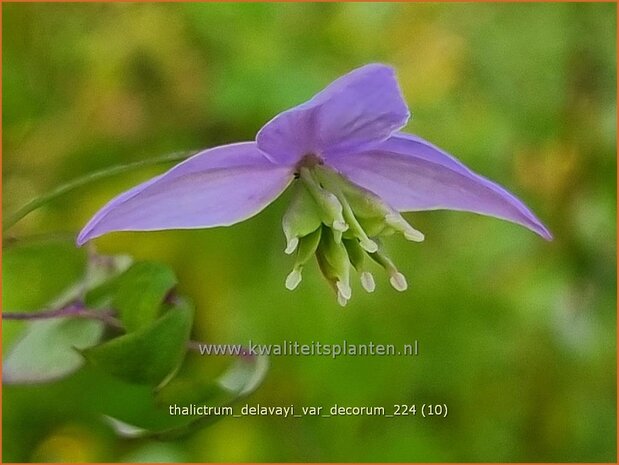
[
  {"x1": 285, "y1": 237, "x2": 299, "y2": 255},
  {"x1": 389, "y1": 272, "x2": 408, "y2": 292},
  {"x1": 337, "y1": 291, "x2": 349, "y2": 307},
  {"x1": 285, "y1": 268, "x2": 303, "y2": 290},
  {"x1": 384, "y1": 213, "x2": 401, "y2": 225},
  {"x1": 385, "y1": 213, "x2": 424, "y2": 242},
  {"x1": 403, "y1": 228, "x2": 425, "y2": 242},
  {"x1": 333, "y1": 219, "x2": 348, "y2": 232},
  {"x1": 336, "y1": 280, "x2": 352, "y2": 300},
  {"x1": 360, "y1": 272, "x2": 376, "y2": 293},
  {"x1": 360, "y1": 237, "x2": 378, "y2": 253}
]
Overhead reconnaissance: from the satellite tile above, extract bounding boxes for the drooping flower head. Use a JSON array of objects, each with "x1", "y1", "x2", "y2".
[{"x1": 78, "y1": 64, "x2": 551, "y2": 305}]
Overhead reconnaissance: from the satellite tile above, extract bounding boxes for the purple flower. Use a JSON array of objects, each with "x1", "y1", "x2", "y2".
[{"x1": 78, "y1": 64, "x2": 551, "y2": 305}]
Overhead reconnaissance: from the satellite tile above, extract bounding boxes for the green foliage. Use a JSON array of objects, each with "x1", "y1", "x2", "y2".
[
  {"x1": 4, "y1": 318, "x2": 104, "y2": 384},
  {"x1": 113, "y1": 261, "x2": 178, "y2": 332},
  {"x1": 2, "y1": 239, "x2": 132, "y2": 383},
  {"x1": 157, "y1": 354, "x2": 269, "y2": 407},
  {"x1": 99, "y1": 354, "x2": 269, "y2": 440},
  {"x1": 3, "y1": 238, "x2": 269, "y2": 445},
  {"x1": 82, "y1": 299, "x2": 193, "y2": 386}
]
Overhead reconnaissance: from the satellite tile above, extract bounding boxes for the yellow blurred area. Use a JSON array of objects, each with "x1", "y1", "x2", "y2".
[{"x1": 31, "y1": 424, "x2": 107, "y2": 463}]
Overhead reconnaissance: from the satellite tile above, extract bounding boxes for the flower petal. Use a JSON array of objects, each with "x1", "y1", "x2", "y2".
[
  {"x1": 328, "y1": 133, "x2": 552, "y2": 240},
  {"x1": 77, "y1": 143, "x2": 293, "y2": 245},
  {"x1": 256, "y1": 64, "x2": 410, "y2": 165}
]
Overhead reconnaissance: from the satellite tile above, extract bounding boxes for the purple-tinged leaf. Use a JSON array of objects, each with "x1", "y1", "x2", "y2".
[{"x1": 3, "y1": 318, "x2": 104, "y2": 384}]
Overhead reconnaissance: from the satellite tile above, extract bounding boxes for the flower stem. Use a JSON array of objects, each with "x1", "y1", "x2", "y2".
[
  {"x1": 3, "y1": 304, "x2": 123, "y2": 329},
  {"x1": 3, "y1": 302, "x2": 217, "y2": 353},
  {"x1": 3, "y1": 150, "x2": 196, "y2": 233}
]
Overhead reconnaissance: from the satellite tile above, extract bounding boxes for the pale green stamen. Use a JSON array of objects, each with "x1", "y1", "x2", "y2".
[
  {"x1": 343, "y1": 238, "x2": 375, "y2": 294},
  {"x1": 369, "y1": 249, "x2": 408, "y2": 292},
  {"x1": 385, "y1": 213, "x2": 425, "y2": 242},
  {"x1": 299, "y1": 168, "x2": 348, "y2": 234},
  {"x1": 282, "y1": 183, "x2": 323, "y2": 255},
  {"x1": 314, "y1": 166, "x2": 378, "y2": 253},
  {"x1": 360, "y1": 271, "x2": 376, "y2": 293},
  {"x1": 316, "y1": 226, "x2": 352, "y2": 305},
  {"x1": 285, "y1": 268, "x2": 303, "y2": 290},
  {"x1": 285, "y1": 238, "x2": 299, "y2": 255},
  {"x1": 336, "y1": 280, "x2": 352, "y2": 301},
  {"x1": 389, "y1": 272, "x2": 408, "y2": 292},
  {"x1": 336, "y1": 291, "x2": 349, "y2": 307},
  {"x1": 315, "y1": 166, "x2": 424, "y2": 244},
  {"x1": 283, "y1": 164, "x2": 421, "y2": 302},
  {"x1": 285, "y1": 228, "x2": 322, "y2": 291}
]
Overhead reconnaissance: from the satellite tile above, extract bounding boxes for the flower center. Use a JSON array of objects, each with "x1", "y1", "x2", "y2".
[
  {"x1": 295, "y1": 153, "x2": 324, "y2": 174},
  {"x1": 282, "y1": 164, "x2": 425, "y2": 306}
]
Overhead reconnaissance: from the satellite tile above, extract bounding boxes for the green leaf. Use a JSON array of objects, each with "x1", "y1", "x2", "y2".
[
  {"x1": 217, "y1": 355, "x2": 269, "y2": 397},
  {"x1": 3, "y1": 318, "x2": 105, "y2": 384},
  {"x1": 3, "y1": 240, "x2": 132, "y2": 317},
  {"x1": 156, "y1": 354, "x2": 270, "y2": 406},
  {"x1": 113, "y1": 261, "x2": 177, "y2": 332},
  {"x1": 155, "y1": 355, "x2": 269, "y2": 440},
  {"x1": 85, "y1": 274, "x2": 123, "y2": 310},
  {"x1": 82, "y1": 299, "x2": 193, "y2": 386},
  {"x1": 2, "y1": 244, "x2": 132, "y2": 384},
  {"x1": 104, "y1": 354, "x2": 269, "y2": 440},
  {"x1": 49, "y1": 253, "x2": 134, "y2": 311},
  {"x1": 83, "y1": 255, "x2": 134, "y2": 310}
]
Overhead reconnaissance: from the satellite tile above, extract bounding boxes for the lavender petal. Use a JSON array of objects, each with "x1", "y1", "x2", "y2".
[
  {"x1": 77, "y1": 143, "x2": 293, "y2": 245},
  {"x1": 328, "y1": 133, "x2": 552, "y2": 240},
  {"x1": 257, "y1": 64, "x2": 410, "y2": 165}
]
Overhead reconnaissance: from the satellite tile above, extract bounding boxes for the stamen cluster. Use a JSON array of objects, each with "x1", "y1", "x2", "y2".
[{"x1": 282, "y1": 163, "x2": 424, "y2": 306}]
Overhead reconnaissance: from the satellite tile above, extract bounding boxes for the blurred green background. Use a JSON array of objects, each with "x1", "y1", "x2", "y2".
[{"x1": 2, "y1": 2, "x2": 616, "y2": 462}]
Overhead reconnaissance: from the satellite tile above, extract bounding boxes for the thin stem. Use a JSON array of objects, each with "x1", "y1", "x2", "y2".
[
  {"x1": 3, "y1": 231, "x2": 78, "y2": 248},
  {"x1": 3, "y1": 303, "x2": 213, "y2": 353},
  {"x1": 3, "y1": 304, "x2": 123, "y2": 329},
  {"x1": 3, "y1": 150, "x2": 196, "y2": 233},
  {"x1": 2, "y1": 304, "x2": 83, "y2": 320}
]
